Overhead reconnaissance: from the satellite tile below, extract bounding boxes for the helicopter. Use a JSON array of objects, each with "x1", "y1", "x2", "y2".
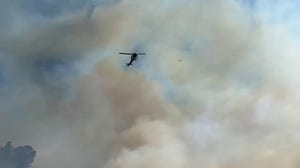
[{"x1": 119, "y1": 52, "x2": 146, "y2": 66}]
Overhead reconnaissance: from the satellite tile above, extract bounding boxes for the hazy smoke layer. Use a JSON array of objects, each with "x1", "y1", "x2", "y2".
[{"x1": 1, "y1": 0, "x2": 300, "y2": 168}]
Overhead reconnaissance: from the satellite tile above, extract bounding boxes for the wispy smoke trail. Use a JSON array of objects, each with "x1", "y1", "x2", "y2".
[{"x1": 1, "y1": 0, "x2": 300, "y2": 168}]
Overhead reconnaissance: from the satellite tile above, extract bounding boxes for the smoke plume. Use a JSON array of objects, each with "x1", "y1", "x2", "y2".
[{"x1": 1, "y1": 0, "x2": 300, "y2": 168}]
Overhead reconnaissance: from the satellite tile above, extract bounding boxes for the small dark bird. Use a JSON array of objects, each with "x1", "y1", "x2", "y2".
[{"x1": 119, "y1": 52, "x2": 146, "y2": 66}]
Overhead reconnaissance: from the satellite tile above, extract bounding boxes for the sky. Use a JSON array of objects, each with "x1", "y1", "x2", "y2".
[{"x1": 1, "y1": 0, "x2": 300, "y2": 168}]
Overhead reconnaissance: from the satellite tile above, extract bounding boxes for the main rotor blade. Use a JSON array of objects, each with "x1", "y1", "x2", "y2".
[
  {"x1": 136, "y1": 53, "x2": 146, "y2": 55},
  {"x1": 119, "y1": 52, "x2": 133, "y2": 55}
]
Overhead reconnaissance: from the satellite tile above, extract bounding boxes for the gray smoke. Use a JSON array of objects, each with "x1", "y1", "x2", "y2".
[{"x1": 1, "y1": 0, "x2": 300, "y2": 168}]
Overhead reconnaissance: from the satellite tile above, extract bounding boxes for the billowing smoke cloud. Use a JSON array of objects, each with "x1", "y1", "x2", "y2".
[
  {"x1": 0, "y1": 141, "x2": 36, "y2": 168},
  {"x1": 1, "y1": 0, "x2": 300, "y2": 168}
]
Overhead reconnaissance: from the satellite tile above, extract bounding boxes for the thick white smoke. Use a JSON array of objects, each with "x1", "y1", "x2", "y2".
[{"x1": 1, "y1": 0, "x2": 300, "y2": 168}]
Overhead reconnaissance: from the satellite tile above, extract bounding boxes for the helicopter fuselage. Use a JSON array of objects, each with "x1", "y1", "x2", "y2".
[{"x1": 127, "y1": 53, "x2": 138, "y2": 66}]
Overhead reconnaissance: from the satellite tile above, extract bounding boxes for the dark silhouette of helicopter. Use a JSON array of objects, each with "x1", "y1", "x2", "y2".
[{"x1": 119, "y1": 52, "x2": 146, "y2": 66}]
